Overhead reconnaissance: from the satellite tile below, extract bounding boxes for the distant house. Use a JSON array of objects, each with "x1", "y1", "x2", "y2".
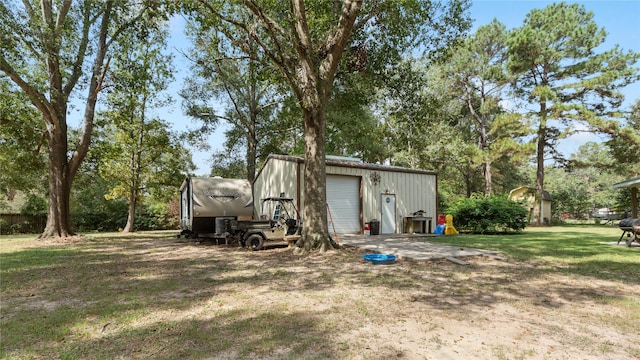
[
  {"x1": 253, "y1": 154, "x2": 438, "y2": 234},
  {"x1": 508, "y1": 186, "x2": 553, "y2": 225}
]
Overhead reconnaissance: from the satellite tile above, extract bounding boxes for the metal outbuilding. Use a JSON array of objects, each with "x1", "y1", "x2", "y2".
[{"x1": 253, "y1": 154, "x2": 438, "y2": 235}]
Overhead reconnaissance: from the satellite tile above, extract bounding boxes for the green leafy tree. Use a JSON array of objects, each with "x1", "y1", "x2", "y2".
[
  {"x1": 604, "y1": 99, "x2": 640, "y2": 177},
  {"x1": 0, "y1": 0, "x2": 164, "y2": 238},
  {"x1": 506, "y1": 2, "x2": 640, "y2": 225},
  {"x1": 70, "y1": 169, "x2": 129, "y2": 232},
  {"x1": 325, "y1": 75, "x2": 386, "y2": 162},
  {"x1": 488, "y1": 148, "x2": 533, "y2": 195},
  {"x1": 98, "y1": 24, "x2": 193, "y2": 232},
  {"x1": 208, "y1": 151, "x2": 248, "y2": 178},
  {"x1": 185, "y1": 0, "x2": 471, "y2": 252},
  {"x1": 546, "y1": 167, "x2": 592, "y2": 220},
  {"x1": 378, "y1": 48, "x2": 529, "y2": 201},
  {"x1": 379, "y1": 60, "x2": 480, "y2": 197},
  {"x1": 98, "y1": 117, "x2": 193, "y2": 232},
  {"x1": 377, "y1": 60, "x2": 433, "y2": 168},
  {"x1": 443, "y1": 20, "x2": 531, "y2": 195},
  {"x1": 181, "y1": 16, "x2": 282, "y2": 182},
  {"x1": 0, "y1": 78, "x2": 47, "y2": 195},
  {"x1": 548, "y1": 142, "x2": 626, "y2": 219}
]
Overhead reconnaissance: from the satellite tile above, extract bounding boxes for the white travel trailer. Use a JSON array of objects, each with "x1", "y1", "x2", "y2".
[{"x1": 178, "y1": 177, "x2": 300, "y2": 250}]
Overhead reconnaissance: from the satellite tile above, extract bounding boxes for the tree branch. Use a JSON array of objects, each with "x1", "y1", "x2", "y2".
[
  {"x1": 55, "y1": 0, "x2": 73, "y2": 34},
  {"x1": 352, "y1": 1, "x2": 378, "y2": 33},
  {"x1": 319, "y1": 0, "x2": 362, "y2": 94},
  {"x1": 228, "y1": 1, "x2": 292, "y2": 75},
  {"x1": 289, "y1": 0, "x2": 318, "y2": 102},
  {"x1": 196, "y1": 0, "x2": 301, "y2": 100},
  {"x1": 105, "y1": 5, "x2": 151, "y2": 50},
  {"x1": 69, "y1": 0, "x2": 113, "y2": 180},
  {"x1": 40, "y1": 0, "x2": 65, "y2": 101},
  {"x1": 64, "y1": 1, "x2": 92, "y2": 96},
  {"x1": 0, "y1": 57, "x2": 54, "y2": 125},
  {"x1": 242, "y1": 0, "x2": 288, "y2": 37}
]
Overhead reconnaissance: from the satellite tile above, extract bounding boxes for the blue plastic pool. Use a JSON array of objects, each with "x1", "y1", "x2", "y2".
[{"x1": 362, "y1": 253, "x2": 397, "y2": 265}]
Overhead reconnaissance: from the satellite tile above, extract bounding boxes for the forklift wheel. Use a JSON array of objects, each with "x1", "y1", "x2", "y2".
[{"x1": 246, "y1": 234, "x2": 264, "y2": 251}]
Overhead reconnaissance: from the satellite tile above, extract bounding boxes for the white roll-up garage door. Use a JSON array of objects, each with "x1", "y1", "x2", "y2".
[{"x1": 327, "y1": 175, "x2": 360, "y2": 234}]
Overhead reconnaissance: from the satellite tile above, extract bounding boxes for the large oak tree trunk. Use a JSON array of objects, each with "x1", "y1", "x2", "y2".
[
  {"x1": 40, "y1": 146, "x2": 74, "y2": 238},
  {"x1": 289, "y1": 0, "x2": 361, "y2": 253},
  {"x1": 298, "y1": 106, "x2": 333, "y2": 252},
  {"x1": 41, "y1": 128, "x2": 74, "y2": 238}
]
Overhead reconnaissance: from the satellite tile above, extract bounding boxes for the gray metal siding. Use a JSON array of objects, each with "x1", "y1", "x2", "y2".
[
  {"x1": 254, "y1": 156, "x2": 437, "y2": 234},
  {"x1": 326, "y1": 164, "x2": 437, "y2": 233},
  {"x1": 253, "y1": 158, "x2": 299, "y2": 218}
]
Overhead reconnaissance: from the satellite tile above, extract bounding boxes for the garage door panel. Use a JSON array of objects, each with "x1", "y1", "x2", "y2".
[{"x1": 327, "y1": 176, "x2": 360, "y2": 234}]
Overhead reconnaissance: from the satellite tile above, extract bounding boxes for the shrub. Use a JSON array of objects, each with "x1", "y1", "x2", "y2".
[
  {"x1": 135, "y1": 203, "x2": 164, "y2": 231},
  {"x1": 20, "y1": 194, "x2": 47, "y2": 216},
  {"x1": 71, "y1": 198, "x2": 128, "y2": 232},
  {"x1": 135, "y1": 201, "x2": 179, "y2": 231},
  {"x1": 448, "y1": 195, "x2": 528, "y2": 234},
  {"x1": 0, "y1": 218, "x2": 9, "y2": 234}
]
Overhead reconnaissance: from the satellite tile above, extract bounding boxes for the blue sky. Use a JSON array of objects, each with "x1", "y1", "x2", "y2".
[
  {"x1": 472, "y1": 0, "x2": 639, "y2": 49},
  {"x1": 469, "y1": 0, "x2": 640, "y2": 106},
  {"x1": 164, "y1": 1, "x2": 640, "y2": 175}
]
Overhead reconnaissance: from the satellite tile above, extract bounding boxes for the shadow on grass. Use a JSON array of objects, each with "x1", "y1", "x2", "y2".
[
  {"x1": 1, "y1": 228, "x2": 638, "y2": 358},
  {"x1": 52, "y1": 310, "x2": 336, "y2": 359},
  {"x1": 0, "y1": 238, "x2": 346, "y2": 359}
]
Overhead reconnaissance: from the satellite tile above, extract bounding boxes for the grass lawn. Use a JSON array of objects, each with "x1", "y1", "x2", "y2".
[
  {"x1": 427, "y1": 224, "x2": 639, "y2": 282},
  {"x1": 1, "y1": 226, "x2": 639, "y2": 359}
]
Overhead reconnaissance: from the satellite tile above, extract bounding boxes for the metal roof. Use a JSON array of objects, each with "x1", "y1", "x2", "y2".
[
  {"x1": 256, "y1": 154, "x2": 437, "y2": 180},
  {"x1": 613, "y1": 176, "x2": 640, "y2": 189}
]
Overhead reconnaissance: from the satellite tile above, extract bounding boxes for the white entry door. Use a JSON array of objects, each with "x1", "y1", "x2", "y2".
[{"x1": 381, "y1": 194, "x2": 396, "y2": 234}]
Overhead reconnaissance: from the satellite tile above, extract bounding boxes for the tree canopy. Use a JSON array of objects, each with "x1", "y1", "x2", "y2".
[
  {"x1": 183, "y1": 0, "x2": 471, "y2": 252},
  {"x1": 1, "y1": 1, "x2": 638, "y2": 237},
  {"x1": 506, "y1": 2, "x2": 640, "y2": 225},
  {"x1": 0, "y1": 0, "x2": 166, "y2": 237}
]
